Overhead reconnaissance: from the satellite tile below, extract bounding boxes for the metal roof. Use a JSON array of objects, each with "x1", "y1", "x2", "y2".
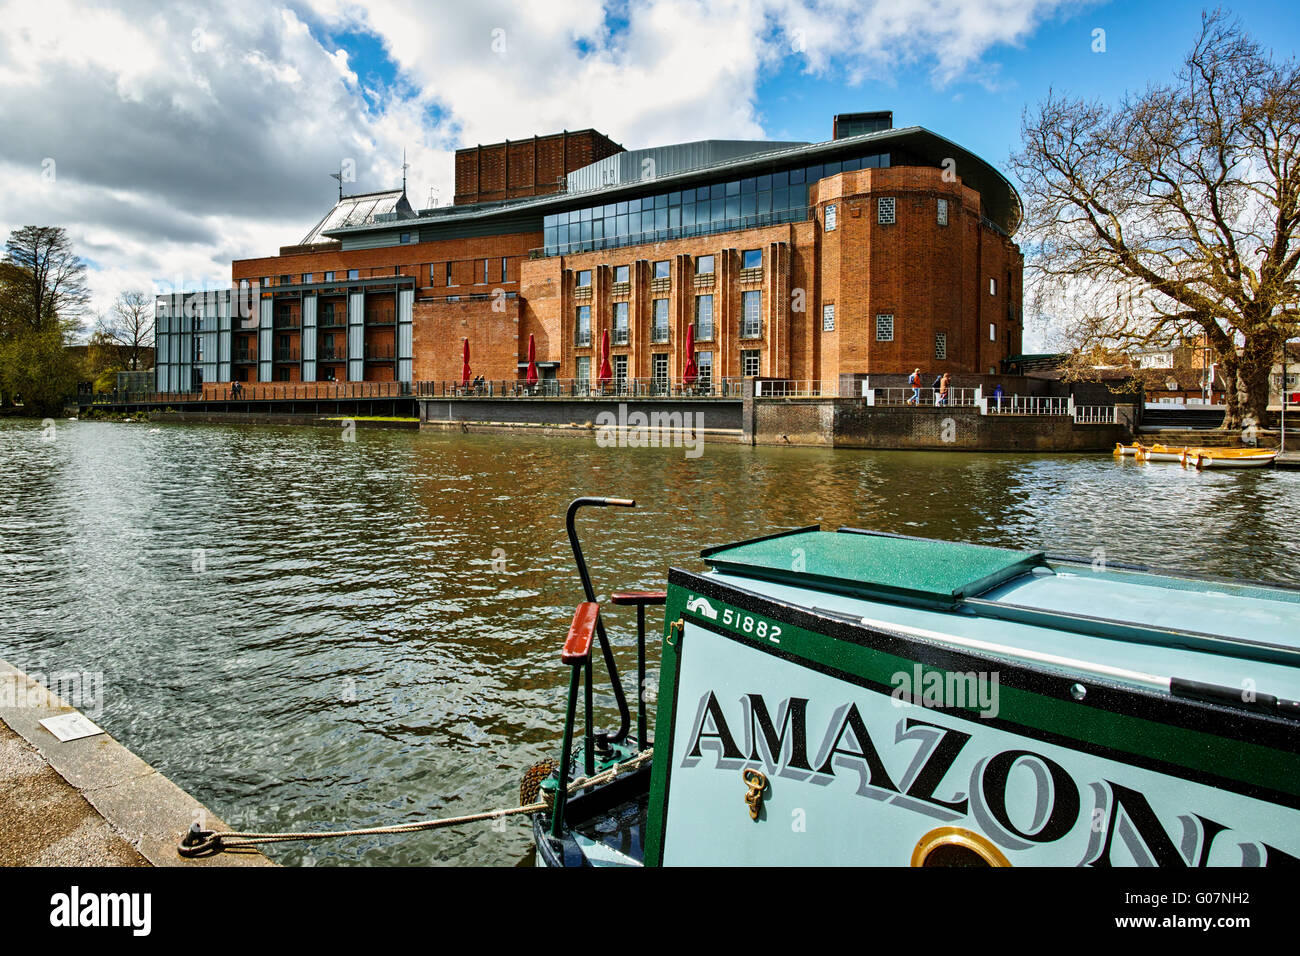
[
  {"x1": 322, "y1": 126, "x2": 1023, "y2": 241},
  {"x1": 301, "y1": 189, "x2": 416, "y2": 245}
]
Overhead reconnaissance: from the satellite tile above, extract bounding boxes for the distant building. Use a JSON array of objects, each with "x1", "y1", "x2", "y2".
[{"x1": 158, "y1": 111, "x2": 1025, "y2": 391}]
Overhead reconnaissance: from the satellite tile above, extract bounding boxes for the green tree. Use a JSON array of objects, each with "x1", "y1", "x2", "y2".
[
  {"x1": 0, "y1": 329, "x2": 82, "y2": 415},
  {"x1": 2, "y1": 226, "x2": 88, "y2": 335}
]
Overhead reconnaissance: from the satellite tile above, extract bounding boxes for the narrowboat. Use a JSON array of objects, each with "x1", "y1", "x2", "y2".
[{"x1": 532, "y1": 497, "x2": 1300, "y2": 867}]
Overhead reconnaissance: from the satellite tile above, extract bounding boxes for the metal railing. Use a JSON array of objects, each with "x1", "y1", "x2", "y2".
[
  {"x1": 1075, "y1": 405, "x2": 1117, "y2": 424},
  {"x1": 273, "y1": 348, "x2": 300, "y2": 362},
  {"x1": 273, "y1": 316, "x2": 300, "y2": 329},
  {"x1": 414, "y1": 377, "x2": 747, "y2": 399},
  {"x1": 317, "y1": 347, "x2": 345, "y2": 361},
  {"x1": 366, "y1": 309, "x2": 396, "y2": 325},
  {"x1": 983, "y1": 395, "x2": 1071, "y2": 416},
  {"x1": 364, "y1": 345, "x2": 395, "y2": 360},
  {"x1": 234, "y1": 349, "x2": 257, "y2": 363},
  {"x1": 89, "y1": 381, "x2": 415, "y2": 405},
  {"x1": 868, "y1": 387, "x2": 979, "y2": 407}
]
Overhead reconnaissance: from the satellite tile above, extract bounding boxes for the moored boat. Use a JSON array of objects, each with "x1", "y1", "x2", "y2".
[
  {"x1": 1138, "y1": 443, "x2": 1187, "y2": 462},
  {"x1": 1114, "y1": 442, "x2": 1141, "y2": 456},
  {"x1": 533, "y1": 498, "x2": 1300, "y2": 867},
  {"x1": 1193, "y1": 448, "x2": 1279, "y2": 469}
]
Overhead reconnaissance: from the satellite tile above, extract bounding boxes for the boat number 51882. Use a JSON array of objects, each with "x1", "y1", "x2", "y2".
[{"x1": 722, "y1": 609, "x2": 781, "y2": 644}]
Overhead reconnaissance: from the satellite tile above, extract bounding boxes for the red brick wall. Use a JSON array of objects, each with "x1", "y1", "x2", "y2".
[
  {"x1": 454, "y1": 129, "x2": 624, "y2": 205},
  {"x1": 412, "y1": 297, "x2": 522, "y2": 383}
]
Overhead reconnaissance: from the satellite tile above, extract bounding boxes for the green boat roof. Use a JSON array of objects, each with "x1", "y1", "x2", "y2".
[{"x1": 702, "y1": 529, "x2": 1047, "y2": 608}]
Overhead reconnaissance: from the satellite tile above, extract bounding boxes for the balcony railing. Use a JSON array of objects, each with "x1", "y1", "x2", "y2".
[
  {"x1": 413, "y1": 377, "x2": 748, "y2": 399},
  {"x1": 740, "y1": 322, "x2": 763, "y2": 339},
  {"x1": 317, "y1": 347, "x2": 346, "y2": 362},
  {"x1": 695, "y1": 322, "x2": 715, "y2": 342},
  {"x1": 651, "y1": 325, "x2": 670, "y2": 344},
  {"x1": 364, "y1": 345, "x2": 395, "y2": 361},
  {"x1": 613, "y1": 327, "x2": 629, "y2": 346},
  {"x1": 366, "y1": 309, "x2": 396, "y2": 326},
  {"x1": 318, "y1": 312, "x2": 347, "y2": 328},
  {"x1": 273, "y1": 315, "x2": 300, "y2": 329},
  {"x1": 234, "y1": 349, "x2": 257, "y2": 363},
  {"x1": 273, "y1": 348, "x2": 299, "y2": 362}
]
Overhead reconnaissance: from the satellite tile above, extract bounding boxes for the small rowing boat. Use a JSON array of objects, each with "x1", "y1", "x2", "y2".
[
  {"x1": 1138, "y1": 443, "x2": 1186, "y2": 463},
  {"x1": 1114, "y1": 443, "x2": 1141, "y2": 456},
  {"x1": 1187, "y1": 447, "x2": 1279, "y2": 469}
]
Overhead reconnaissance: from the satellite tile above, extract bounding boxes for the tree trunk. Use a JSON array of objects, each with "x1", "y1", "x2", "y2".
[
  {"x1": 1238, "y1": 334, "x2": 1278, "y2": 436},
  {"x1": 1220, "y1": 353, "x2": 1242, "y2": 431}
]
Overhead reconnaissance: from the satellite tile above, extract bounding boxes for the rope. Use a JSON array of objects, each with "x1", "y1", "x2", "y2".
[{"x1": 180, "y1": 749, "x2": 654, "y2": 858}]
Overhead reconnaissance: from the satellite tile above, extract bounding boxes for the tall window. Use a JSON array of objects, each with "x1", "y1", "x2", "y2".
[
  {"x1": 576, "y1": 305, "x2": 592, "y2": 346},
  {"x1": 653, "y1": 260, "x2": 670, "y2": 279},
  {"x1": 823, "y1": 304, "x2": 835, "y2": 332},
  {"x1": 614, "y1": 265, "x2": 629, "y2": 283},
  {"x1": 695, "y1": 295, "x2": 714, "y2": 340},
  {"x1": 935, "y1": 332, "x2": 947, "y2": 359},
  {"x1": 696, "y1": 255, "x2": 715, "y2": 275},
  {"x1": 652, "y1": 299, "x2": 669, "y2": 342},
  {"x1": 741, "y1": 349, "x2": 760, "y2": 377},
  {"x1": 483, "y1": 259, "x2": 490, "y2": 283},
  {"x1": 446, "y1": 262, "x2": 455, "y2": 286},
  {"x1": 937, "y1": 198, "x2": 949, "y2": 226},
  {"x1": 876, "y1": 314, "x2": 894, "y2": 342},
  {"x1": 323, "y1": 271, "x2": 334, "y2": 282},
  {"x1": 989, "y1": 277, "x2": 997, "y2": 296},
  {"x1": 652, "y1": 353, "x2": 669, "y2": 391},
  {"x1": 741, "y1": 290, "x2": 762, "y2": 338},
  {"x1": 613, "y1": 301, "x2": 629, "y2": 345},
  {"x1": 877, "y1": 197, "x2": 895, "y2": 224},
  {"x1": 698, "y1": 351, "x2": 713, "y2": 388},
  {"x1": 501, "y1": 257, "x2": 508, "y2": 282},
  {"x1": 302, "y1": 273, "x2": 313, "y2": 283},
  {"x1": 990, "y1": 323, "x2": 997, "y2": 341},
  {"x1": 742, "y1": 248, "x2": 762, "y2": 269},
  {"x1": 825, "y1": 204, "x2": 837, "y2": 231},
  {"x1": 614, "y1": 354, "x2": 628, "y2": 389},
  {"x1": 576, "y1": 269, "x2": 592, "y2": 288},
  {"x1": 576, "y1": 356, "x2": 591, "y2": 387}
]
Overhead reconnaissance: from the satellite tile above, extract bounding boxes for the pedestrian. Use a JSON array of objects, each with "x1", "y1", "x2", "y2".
[
  {"x1": 907, "y1": 369, "x2": 921, "y2": 405},
  {"x1": 938, "y1": 372, "x2": 950, "y2": 406},
  {"x1": 930, "y1": 373, "x2": 942, "y2": 404}
]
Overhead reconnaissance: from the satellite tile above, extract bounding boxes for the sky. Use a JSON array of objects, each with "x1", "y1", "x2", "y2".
[{"x1": 0, "y1": 0, "x2": 1296, "y2": 347}]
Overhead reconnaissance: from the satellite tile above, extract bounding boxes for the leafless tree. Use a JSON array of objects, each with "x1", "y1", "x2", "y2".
[
  {"x1": 1011, "y1": 9, "x2": 1300, "y2": 428},
  {"x1": 100, "y1": 290, "x2": 155, "y2": 371},
  {"x1": 1, "y1": 225, "x2": 88, "y2": 335}
]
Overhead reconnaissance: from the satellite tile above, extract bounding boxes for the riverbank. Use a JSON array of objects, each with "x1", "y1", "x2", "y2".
[{"x1": 0, "y1": 659, "x2": 272, "y2": 867}]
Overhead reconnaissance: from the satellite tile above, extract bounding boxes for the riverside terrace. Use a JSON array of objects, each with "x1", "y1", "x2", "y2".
[{"x1": 80, "y1": 377, "x2": 1136, "y2": 451}]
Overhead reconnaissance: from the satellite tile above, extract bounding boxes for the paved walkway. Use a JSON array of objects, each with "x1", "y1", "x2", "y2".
[{"x1": 0, "y1": 721, "x2": 148, "y2": 866}]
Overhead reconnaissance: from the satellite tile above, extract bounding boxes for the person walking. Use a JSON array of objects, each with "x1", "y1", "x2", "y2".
[
  {"x1": 938, "y1": 372, "x2": 950, "y2": 406},
  {"x1": 907, "y1": 369, "x2": 921, "y2": 405}
]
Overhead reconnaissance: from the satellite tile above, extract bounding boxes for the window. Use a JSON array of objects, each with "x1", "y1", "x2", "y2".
[
  {"x1": 877, "y1": 197, "x2": 895, "y2": 224},
  {"x1": 652, "y1": 299, "x2": 669, "y2": 342},
  {"x1": 614, "y1": 354, "x2": 628, "y2": 388},
  {"x1": 261, "y1": 276, "x2": 270, "y2": 287},
  {"x1": 990, "y1": 277, "x2": 997, "y2": 296},
  {"x1": 695, "y1": 295, "x2": 714, "y2": 340},
  {"x1": 613, "y1": 265, "x2": 629, "y2": 283},
  {"x1": 742, "y1": 249, "x2": 762, "y2": 269},
  {"x1": 876, "y1": 314, "x2": 894, "y2": 342},
  {"x1": 302, "y1": 274, "x2": 313, "y2": 283},
  {"x1": 323, "y1": 271, "x2": 334, "y2": 282},
  {"x1": 990, "y1": 323, "x2": 997, "y2": 341},
  {"x1": 698, "y1": 351, "x2": 713, "y2": 387},
  {"x1": 742, "y1": 349, "x2": 760, "y2": 377},
  {"x1": 823, "y1": 304, "x2": 835, "y2": 332},
  {"x1": 652, "y1": 353, "x2": 669, "y2": 391},
  {"x1": 654, "y1": 260, "x2": 670, "y2": 279},
  {"x1": 576, "y1": 270, "x2": 592, "y2": 288},
  {"x1": 576, "y1": 356, "x2": 591, "y2": 387},
  {"x1": 446, "y1": 263, "x2": 455, "y2": 286},
  {"x1": 348, "y1": 269, "x2": 359, "y2": 280},
  {"x1": 483, "y1": 259, "x2": 490, "y2": 283},
  {"x1": 501, "y1": 257, "x2": 508, "y2": 282},
  {"x1": 937, "y1": 198, "x2": 949, "y2": 227},
  {"x1": 613, "y1": 302, "x2": 629, "y2": 344},
  {"x1": 935, "y1": 332, "x2": 947, "y2": 360},
  {"x1": 278, "y1": 274, "x2": 290, "y2": 285},
  {"x1": 696, "y1": 255, "x2": 715, "y2": 275},
  {"x1": 576, "y1": 306, "x2": 592, "y2": 346},
  {"x1": 400, "y1": 232, "x2": 411, "y2": 244},
  {"x1": 825, "y1": 204, "x2": 837, "y2": 231},
  {"x1": 741, "y1": 291, "x2": 762, "y2": 338}
]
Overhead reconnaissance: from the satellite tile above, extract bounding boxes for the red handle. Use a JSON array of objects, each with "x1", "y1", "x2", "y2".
[{"x1": 562, "y1": 602, "x2": 601, "y2": 665}]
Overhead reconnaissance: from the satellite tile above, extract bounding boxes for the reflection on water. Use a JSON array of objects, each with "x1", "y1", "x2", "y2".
[{"x1": 1, "y1": 418, "x2": 1297, "y2": 865}]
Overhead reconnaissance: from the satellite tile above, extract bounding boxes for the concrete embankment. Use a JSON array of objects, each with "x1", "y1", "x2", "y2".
[{"x1": 0, "y1": 659, "x2": 272, "y2": 867}]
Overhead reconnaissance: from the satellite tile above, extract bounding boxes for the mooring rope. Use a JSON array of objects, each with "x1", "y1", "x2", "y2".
[{"x1": 179, "y1": 749, "x2": 654, "y2": 858}]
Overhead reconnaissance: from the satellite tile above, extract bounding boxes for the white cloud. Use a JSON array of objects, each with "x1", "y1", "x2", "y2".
[{"x1": 0, "y1": 0, "x2": 1076, "y2": 331}]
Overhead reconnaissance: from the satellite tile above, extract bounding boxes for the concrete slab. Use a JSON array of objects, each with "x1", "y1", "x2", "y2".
[{"x1": 0, "y1": 658, "x2": 274, "y2": 867}]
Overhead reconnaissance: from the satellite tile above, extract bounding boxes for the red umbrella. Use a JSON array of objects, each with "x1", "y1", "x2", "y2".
[
  {"x1": 682, "y1": 323, "x2": 698, "y2": 386},
  {"x1": 461, "y1": 338, "x2": 471, "y2": 387},
  {"x1": 597, "y1": 329, "x2": 612, "y2": 384},
  {"x1": 526, "y1": 334, "x2": 538, "y2": 386}
]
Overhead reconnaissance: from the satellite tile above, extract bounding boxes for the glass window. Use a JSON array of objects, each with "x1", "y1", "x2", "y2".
[
  {"x1": 937, "y1": 198, "x2": 949, "y2": 227},
  {"x1": 302, "y1": 273, "x2": 313, "y2": 283},
  {"x1": 348, "y1": 269, "x2": 359, "y2": 280},
  {"x1": 577, "y1": 270, "x2": 592, "y2": 287},
  {"x1": 877, "y1": 314, "x2": 894, "y2": 342},
  {"x1": 823, "y1": 304, "x2": 835, "y2": 332},
  {"x1": 696, "y1": 255, "x2": 715, "y2": 274},
  {"x1": 400, "y1": 233, "x2": 410, "y2": 244},
  {"x1": 698, "y1": 350, "x2": 713, "y2": 387},
  {"x1": 652, "y1": 353, "x2": 669, "y2": 388},
  {"x1": 614, "y1": 265, "x2": 629, "y2": 283},
  {"x1": 654, "y1": 260, "x2": 670, "y2": 279},
  {"x1": 741, "y1": 291, "x2": 762, "y2": 338},
  {"x1": 445, "y1": 263, "x2": 454, "y2": 286},
  {"x1": 990, "y1": 322, "x2": 997, "y2": 341},
  {"x1": 613, "y1": 302, "x2": 629, "y2": 344},
  {"x1": 323, "y1": 271, "x2": 334, "y2": 282},
  {"x1": 576, "y1": 305, "x2": 591, "y2": 346},
  {"x1": 696, "y1": 295, "x2": 714, "y2": 340},
  {"x1": 726, "y1": 180, "x2": 740, "y2": 196},
  {"x1": 825, "y1": 204, "x2": 837, "y2": 231},
  {"x1": 742, "y1": 349, "x2": 760, "y2": 377},
  {"x1": 742, "y1": 249, "x2": 762, "y2": 269},
  {"x1": 652, "y1": 299, "x2": 670, "y2": 342},
  {"x1": 990, "y1": 277, "x2": 997, "y2": 296},
  {"x1": 576, "y1": 356, "x2": 591, "y2": 387}
]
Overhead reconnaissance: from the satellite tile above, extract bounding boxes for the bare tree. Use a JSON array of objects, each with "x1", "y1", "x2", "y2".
[
  {"x1": 1011, "y1": 10, "x2": 1300, "y2": 429},
  {"x1": 100, "y1": 290, "x2": 155, "y2": 371},
  {"x1": 2, "y1": 225, "x2": 89, "y2": 335}
]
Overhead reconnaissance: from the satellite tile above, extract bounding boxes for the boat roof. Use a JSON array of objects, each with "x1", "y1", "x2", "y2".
[{"x1": 700, "y1": 528, "x2": 1300, "y2": 701}]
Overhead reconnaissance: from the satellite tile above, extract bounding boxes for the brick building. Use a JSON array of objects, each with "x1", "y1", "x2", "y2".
[{"x1": 160, "y1": 113, "x2": 1024, "y2": 393}]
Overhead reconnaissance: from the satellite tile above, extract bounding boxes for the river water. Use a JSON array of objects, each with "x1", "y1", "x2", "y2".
[{"x1": 1, "y1": 418, "x2": 1297, "y2": 866}]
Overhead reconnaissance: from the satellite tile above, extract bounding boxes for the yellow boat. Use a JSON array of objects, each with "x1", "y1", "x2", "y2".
[
  {"x1": 1138, "y1": 443, "x2": 1186, "y2": 463},
  {"x1": 1189, "y1": 447, "x2": 1279, "y2": 470},
  {"x1": 1114, "y1": 442, "x2": 1142, "y2": 456}
]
